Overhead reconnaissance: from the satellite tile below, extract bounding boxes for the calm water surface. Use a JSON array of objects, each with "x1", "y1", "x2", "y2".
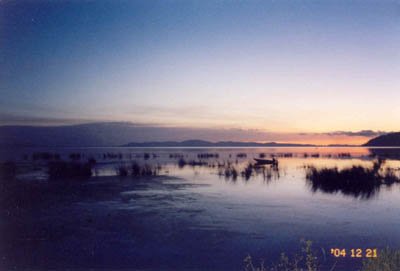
[{"x1": 1, "y1": 147, "x2": 400, "y2": 270}]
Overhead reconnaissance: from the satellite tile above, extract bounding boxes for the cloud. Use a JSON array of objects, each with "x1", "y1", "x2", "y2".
[
  {"x1": 0, "y1": 113, "x2": 99, "y2": 126},
  {"x1": 0, "y1": 113, "x2": 392, "y2": 146},
  {"x1": 325, "y1": 130, "x2": 388, "y2": 137}
]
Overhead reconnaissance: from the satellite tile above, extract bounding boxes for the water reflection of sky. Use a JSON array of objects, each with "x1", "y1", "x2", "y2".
[
  {"x1": 151, "y1": 151, "x2": 398, "y2": 250},
  {"x1": 2, "y1": 147, "x2": 400, "y2": 270},
  {"x1": 109, "y1": 154, "x2": 400, "y2": 270},
  {"x1": 98, "y1": 149, "x2": 400, "y2": 249}
]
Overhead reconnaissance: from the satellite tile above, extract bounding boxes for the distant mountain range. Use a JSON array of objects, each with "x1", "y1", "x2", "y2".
[
  {"x1": 0, "y1": 122, "x2": 397, "y2": 147},
  {"x1": 123, "y1": 140, "x2": 315, "y2": 147},
  {"x1": 364, "y1": 132, "x2": 400, "y2": 147},
  {"x1": 0, "y1": 122, "x2": 314, "y2": 147}
]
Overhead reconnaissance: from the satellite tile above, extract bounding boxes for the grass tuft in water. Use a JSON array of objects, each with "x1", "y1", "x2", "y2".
[
  {"x1": 116, "y1": 162, "x2": 160, "y2": 177},
  {"x1": 48, "y1": 160, "x2": 95, "y2": 180},
  {"x1": 241, "y1": 163, "x2": 254, "y2": 180},
  {"x1": 0, "y1": 161, "x2": 17, "y2": 180},
  {"x1": 305, "y1": 160, "x2": 400, "y2": 199}
]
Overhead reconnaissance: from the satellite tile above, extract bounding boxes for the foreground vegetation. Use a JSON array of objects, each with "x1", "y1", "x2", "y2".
[
  {"x1": 244, "y1": 240, "x2": 318, "y2": 271},
  {"x1": 244, "y1": 240, "x2": 400, "y2": 271},
  {"x1": 362, "y1": 248, "x2": 400, "y2": 271}
]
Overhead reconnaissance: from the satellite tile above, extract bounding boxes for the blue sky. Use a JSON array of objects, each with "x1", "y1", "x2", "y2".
[{"x1": 1, "y1": 0, "x2": 399, "y2": 143}]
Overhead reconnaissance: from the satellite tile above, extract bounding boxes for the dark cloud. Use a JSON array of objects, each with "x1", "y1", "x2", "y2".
[
  {"x1": 325, "y1": 130, "x2": 388, "y2": 137},
  {"x1": 0, "y1": 114, "x2": 392, "y2": 145},
  {"x1": 297, "y1": 130, "x2": 389, "y2": 138},
  {"x1": 0, "y1": 113, "x2": 98, "y2": 126}
]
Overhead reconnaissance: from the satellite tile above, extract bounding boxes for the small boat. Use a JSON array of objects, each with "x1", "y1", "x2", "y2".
[{"x1": 254, "y1": 158, "x2": 278, "y2": 165}]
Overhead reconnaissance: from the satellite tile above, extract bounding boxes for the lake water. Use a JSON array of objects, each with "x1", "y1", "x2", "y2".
[{"x1": 1, "y1": 147, "x2": 400, "y2": 270}]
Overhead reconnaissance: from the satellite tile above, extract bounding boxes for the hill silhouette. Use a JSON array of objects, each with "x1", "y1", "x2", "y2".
[
  {"x1": 364, "y1": 132, "x2": 400, "y2": 146},
  {"x1": 0, "y1": 122, "x2": 315, "y2": 147}
]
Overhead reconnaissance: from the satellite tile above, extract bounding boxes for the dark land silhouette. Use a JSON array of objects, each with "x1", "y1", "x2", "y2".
[
  {"x1": 0, "y1": 123, "x2": 314, "y2": 147},
  {"x1": 364, "y1": 132, "x2": 400, "y2": 146}
]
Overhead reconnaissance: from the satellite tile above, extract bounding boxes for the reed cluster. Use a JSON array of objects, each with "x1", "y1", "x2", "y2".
[
  {"x1": 116, "y1": 162, "x2": 160, "y2": 177},
  {"x1": 305, "y1": 161, "x2": 400, "y2": 198},
  {"x1": 32, "y1": 152, "x2": 60, "y2": 161},
  {"x1": 48, "y1": 160, "x2": 95, "y2": 180},
  {"x1": 0, "y1": 161, "x2": 17, "y2": 180},
  {"x1": 197, "y1": 153, "x2": 219, "y2": 159},
  {"x1": 177, "y1": 158, "x2": 207, "y2": 168}
]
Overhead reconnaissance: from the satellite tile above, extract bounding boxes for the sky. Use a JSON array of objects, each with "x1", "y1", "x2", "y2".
[{"x1": 0, "y1": 0, "x2": 399, "y2": 144}]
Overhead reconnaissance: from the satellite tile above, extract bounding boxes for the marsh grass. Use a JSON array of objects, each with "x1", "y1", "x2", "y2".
[
  {"x1": 116, "y1": 162, "x2": 161, "y2": 177},
  {"x1": 48, "y1": 160, "x2": 94, "y2": 180},
  {"x1": 0, "y1": 161, "x2": 17, "y2": 180},
  {"x1": 188, "y1": 160, "x2": 207, "y2": 167},
  {"x1": 337, "y1": 153, "x2": 351, "y2": 158},
  {"x1": 178, "y1": 158, "x2": 187, "y2": 168},
  {"x1": 32, "y1": 152, "x2": 60, "y2": 161},
  {"x1": 69, "y1": 153, "x2": 82, "y2": 160},
  {"x1": 102, "y1": 152, "x2": 123, "y2": 160},
  {"x1": 169, "y1": 153, "x2": 185, "y2": 159},
  {"x1": 197, "y1": 153, "x2": 219, "y2": 159},
  {"x1": 117, "y1": 165, "x2": 129, "y2": 176},
  {"x1": 244, "y1": 240, "x2": 319, "y2": 271},
  {"x1": 305, "y1": 160, "x2": 400, "y2": 198},
  {"x1": 219, "y1": 165, "x2": 239, "y2": 180},
  {"x1": 278, "y1": 153, "x2": 293, "y2": 158},
  {"x1": 245, "y1": 243, "x2": 400, "y2": 271},
  {"x1": 177, "y1": 158, "x2": 208, "y2": 168},
  {"x1": 216, "y1": 162, "x2": 280, "y2": 182},
  {"x1": 241, "y1": 163, "x2": 254, "y2": 180},
  {"x1": 362, "y1": 248, "x2": 400, "y2": 271}
]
